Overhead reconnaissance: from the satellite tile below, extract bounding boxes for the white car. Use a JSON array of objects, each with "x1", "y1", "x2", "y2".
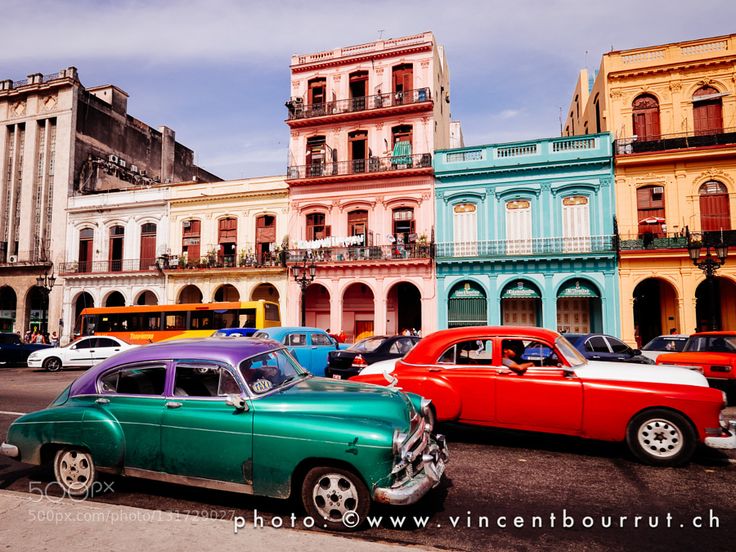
[
  {"x1": 27, "y1": 336, "x2": 136, "y2": 372},
  {"x1": 640, "y1": 334, "x2": 689, "y2": 362},
  {"x1": 358, "y1": 357, "x2": 399, "y2": 376}
]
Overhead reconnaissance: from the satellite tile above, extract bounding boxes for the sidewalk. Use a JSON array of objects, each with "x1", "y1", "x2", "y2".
[{"x1": 0, "y1": 490, "x2": 433, "y2": 552}]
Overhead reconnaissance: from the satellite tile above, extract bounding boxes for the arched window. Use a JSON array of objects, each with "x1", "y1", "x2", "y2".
[
  {"x1": 306, "y1": 213, "x2": 329, "y2": 241},
  {"x1": 392, "y1": 64, "x2": 413, "y2": 104},
  {"x1": 78, "y1": 228, "x2": 94, "y2": 273},
  {"x1": 632, "y1": 94, "x2": 660, "y2": 141},
  {"x1": 218, "y1": 217, "x2": 237, "y2": 266},
  {"x1": 139, "y1": 222, "x2": 157, "y2": 270},
  {"x1": 693, "y1": 85, "x2": 723, "y2": 135},
  {"x1": 636, "y1": 186, "x2": 665, "y2": 238},
  {"x1": 562, "y1": 196, "x2": 590, "y2": 252},
  {"x1": 453, "y1": 203, "x2": 477, "y2": 256},
  {"x1": 348, "y1": 209, "x2": 368, "y2": 245},
  {"x1": 256, "y1": 214, "x2": 276, "y2": 263},
  {"x1": 505, "y1": 200, "x2": 532, "y2": 254},
  {"x1": 699, "y1": 180, "x2": 731, "y2": 232},
  {"x1": 109, "y1": 225, "x2": 124, "y2": 272},
  {"x1": 182, "y1": 219, "x2": 201, "y2": 266}
]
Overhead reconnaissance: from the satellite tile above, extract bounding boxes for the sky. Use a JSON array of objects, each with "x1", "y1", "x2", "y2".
[{"x1": 3, "y1": 0, "x2": 735, "y2": 180}]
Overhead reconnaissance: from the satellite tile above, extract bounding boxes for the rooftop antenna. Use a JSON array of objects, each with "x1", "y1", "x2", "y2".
[
  {"x1": 378, "y1": 29, "x2": 384, "y2": 39},
  {"x1": 585, "y1": 49, "x2": 588, "y2": 68},
  {"x1": 559, "y1": 107, "x2": 563, "y2": 136}
]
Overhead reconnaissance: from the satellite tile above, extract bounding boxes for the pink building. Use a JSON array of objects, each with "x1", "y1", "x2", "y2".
[{"x1": 285, "y1": 32, "x2": 454, "y2": 340}]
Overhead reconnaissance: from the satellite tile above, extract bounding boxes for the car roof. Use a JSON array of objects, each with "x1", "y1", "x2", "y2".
[
  {"x1": 691, "y1": 331, "x2": 736, "y2": 337},
  {"x1": 402, "y1": 326, "x2": 561, "y2": 364},
  {"x1": 70, "y1": 337, "x2": 281, "y2": 396},
  {"x1": 257, "y1": 327, "x2": 326, "y2": 335}
]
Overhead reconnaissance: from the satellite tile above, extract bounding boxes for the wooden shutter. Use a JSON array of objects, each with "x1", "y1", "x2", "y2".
[{"x1": 139, "y1": 224, "x2": 157, "y2": 270}]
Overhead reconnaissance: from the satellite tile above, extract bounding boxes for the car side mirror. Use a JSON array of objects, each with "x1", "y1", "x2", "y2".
[
  {"x1": 632, "y1": 349, "x2": 642, "y2": 356},
  {"x1": 226, "y1": 394, "x2": 248, "y2": 412}
]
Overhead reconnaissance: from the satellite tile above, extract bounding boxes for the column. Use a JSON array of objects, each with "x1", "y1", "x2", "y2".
[
  {"x1": 374, "y1": 291, "x2": 387, "y2": 336},
  {"x1": 329, "y1": 288, "x2": 342, "y2": 336},
  {"x1": 542, "y1": 274, "x2": 556, "y2": 329},
  {"x1": 18, "y1": 120, "x2": 39, "y2": 259}
]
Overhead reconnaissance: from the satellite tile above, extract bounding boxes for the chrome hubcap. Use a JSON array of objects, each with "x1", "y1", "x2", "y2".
[
  {"x1": 637, "y1": 418, "x2": 683, "y2": 458},
  {"x1": 312, "y1": 474, "x2": 358, "y2": 521},
  {"x1": 58, "y1": 450, "x2": 92, "y2": 492}
]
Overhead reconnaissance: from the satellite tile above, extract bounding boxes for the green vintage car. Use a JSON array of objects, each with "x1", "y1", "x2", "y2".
[{"x1": 1, "y1": 338, "x2": 447, "y2": 530}]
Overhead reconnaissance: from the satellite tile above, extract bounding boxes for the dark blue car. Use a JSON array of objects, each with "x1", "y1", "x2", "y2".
[{"x1": 521, "y1": 333, "x2": 654, "y2": 365}]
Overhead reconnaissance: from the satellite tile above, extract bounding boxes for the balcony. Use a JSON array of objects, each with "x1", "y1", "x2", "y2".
[
  {"x1": 287, "y1": 153, "x2": 432, "y2": 184},
  {"x1": 614, "y1": 127, "x2": 736, "y2": 156},
  {"x1": 435, "y1": 236, "x2": 616, "y2": 260},
  {"x1": 160, "y1": 250, "x2": 286, "y2": 270},
  {"x1": 285, "y1": 88, "x2": 432, "y2": 127},
  {"x1": 59, "y1": 259, "x2": 160, "y2": 275},
  {"x1": 618, "y1": 233, "x2": 688, "y2": 251},
  {"x1": 287, "y1": 244, "x2": 432, "y2": 264}
]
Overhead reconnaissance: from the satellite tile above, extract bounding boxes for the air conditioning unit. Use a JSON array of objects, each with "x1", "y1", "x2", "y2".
[
  {"x1": 108, "y1": 154, "x2": 119, "y2": 164},
  {"x1": 130, "y1": 164, "x2": 138, "y2": 173},
  {"x1": 118, "y1": 159, "x2": 127, "y2": 168},
  {"x1": 652, "y1": 186, "x2": 664, "y2": 195},
  {"x1": 183, "y1": 221, "x2": 191, "y2": 229},
  {"x1": 7, "y1": 255, "x2": 17, "y2": 263}
]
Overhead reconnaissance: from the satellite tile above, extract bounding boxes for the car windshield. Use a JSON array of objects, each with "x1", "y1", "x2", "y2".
[
  {"x1": 349, "y1": 337, "x2": 386, "y2": 353},
  {"x1": 642, "y1": 336, "x2": 687, "y2": 352},
  {"x1": 555, "y1": 336, "x2": 587, "y2": 367},
  {"x1": 238, "y1": 348, "x2": 306, "y2": 395}
]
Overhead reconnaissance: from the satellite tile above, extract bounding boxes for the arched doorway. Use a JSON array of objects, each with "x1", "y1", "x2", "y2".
[
  {"x1": 25, "y1": 287, "x2": 47, "y2": 334},
  {"x1": 447, "y1": 281, "x2": 487, "y2": 328},
  {"x1": 73, "y1": 292, "x2": 94, "y2": 336},
  {"x1": 695, "y1": 276, "x2": 736, "y2": 332},
  {"x1": 178, "y1": 285, "x2": 203, "y2": 304},
  {"x1": 135, "y1": 290, "x2": 158, "y2": 305},
  {"x1": 633, "y1": 278, "x2": 679, "y2": 347},
  {"x1": 105, "y1": 291, "x2": 126, "y2": 307},
  {"x1": 387, "y1": 282, "x2": 422, "y2": 335},
  {"x1": 556, "y1": 279, "x2": 602, "y2": 333},
  {"x1": 214, "y1": 284, "x2": 240, "y2": 302},
  {"x1": 342, "y1": 283, "x2": 374, "y2": 342},
  {"x1": 0, "y1": 286, "x2": 17, "y2": 332},
  {"x1": 251, "y1": 283, "x2": 279, "y2": 303},
  {"x1": 302, "y1": 283, "x2": 330, "y2": 329},
  {"x1": 501, "y1": 280, "x2": 542, "y2": 327}
]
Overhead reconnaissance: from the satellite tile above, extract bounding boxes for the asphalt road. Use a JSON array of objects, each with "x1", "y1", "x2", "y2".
[{"x1": 1, "y1": 365, "x2": 734, "y2": 551}]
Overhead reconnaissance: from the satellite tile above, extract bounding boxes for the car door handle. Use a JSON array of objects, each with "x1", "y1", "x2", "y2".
[
  {"x1": 165, "y1": 401, "x2": 182, "y2": 409},
  {"x1": 311, "y1": 346, "x2": 317, "y2": 349},
  {"x1": 95, "y1": 398, "x2": 110, "y2": 405},
  {"x1": 428, "y1": 367, "x2": 442, "y2": 372},
  {"x1": 591, "y1": 355, "x2": 601, "y2": 359}
]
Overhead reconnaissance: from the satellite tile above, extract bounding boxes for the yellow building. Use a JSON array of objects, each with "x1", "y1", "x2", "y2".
[{"x1": 565, "y1": 34, "x2": 736, "y2": 346}]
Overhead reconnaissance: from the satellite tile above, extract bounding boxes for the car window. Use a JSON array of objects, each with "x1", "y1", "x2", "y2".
[
  {"x1": 684, "y1": 336, "x2": 707, "y2": 352},
  {"x1": 94, "y1": 338, "x2": 120, "y2": 348},
  {"x1": 642, "y1": 337, "x2": 666, "y2": 351},
  {"x1": 253, "y1": 331, "x2": 269, "y2": 339},
  {"x1": 174, "y1": 364, "x2": 241, "y2": 397},
  {"x1": 286, "y1": 333, "x2": 307, "y2": 346},
  {"x1": 311, "y1": 333, "x2": 332, "y2": 346},
  {"x1": 73, "y1": 338, "x2": 94, "y2": 350},
  {"x1": 555, "y1": 336, "x2": 587, "y2": 367},
  {"x1": 607, "y1": 337, "x2": 630, "y2": 354},
  {"x1": 350, "y1": 337, "x2": 385, "y2": 353},
  {"x1": 438, "y1": 340, "x2": 493, "y2": 366},
  {"x1": 99, "y1": 364, "x2": 167, "y2": 395},
  {"x1": 585, "y1": 336, "x2": 609, "y2": 353},
  {"x1": 239, "y1": 349, "x2": 303, "y2": 395},
  {"x1": 388, "y1": 337, "x2": 415, "y2": 355},
  {"x1": 709, "y1": 336, "x2": 736, "y2": 353}
]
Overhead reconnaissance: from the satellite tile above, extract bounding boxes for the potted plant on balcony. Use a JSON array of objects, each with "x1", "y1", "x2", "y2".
[{"x1": 417, "y1": 233, "x2": 430, "y2": 257}]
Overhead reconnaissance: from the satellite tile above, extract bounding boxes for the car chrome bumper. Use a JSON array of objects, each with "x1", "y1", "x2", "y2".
[
  {"x1": 374, "y1": 433, "x2": 449, "y2": 506},
  {"x1": 705, "y1": 420, "x2": 736, "y2": 450},
  {"x1": 1, "y1": 442, "x2": 19, "y2": 458},
  {"x1": 26, "y1": 359, "x2": 42, "y2": 368}
]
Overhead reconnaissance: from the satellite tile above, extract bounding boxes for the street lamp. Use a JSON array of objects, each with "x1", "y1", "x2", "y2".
[
  {"x1": 687, "y1": 233, "x2": 728, "y2": 331},
  {"x1": 292, "y1": 253, "x2": 317, "y2": 326},
  {"x1": 36, "y1": 270, "x2": 56, "y2": 334}
]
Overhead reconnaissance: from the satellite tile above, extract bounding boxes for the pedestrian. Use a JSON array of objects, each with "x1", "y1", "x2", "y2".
[
  {"x1": 337, "y1": 330, "x2": 346, "y2": 343},
  {"x1": 669, "y1": 327, "x2": 677, "y2": 335},
  {"x1": 24, "y1": 330, "x2": 31, "y2": 343},
  {"x1": 50, "y1": 331, "x2": 59, "y2": 347}
]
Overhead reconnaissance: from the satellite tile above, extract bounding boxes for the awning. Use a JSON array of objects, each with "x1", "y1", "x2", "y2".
[
  {"x1": 639, "y1": 216, "x2": 665, "y2": 225},
  {"x1": 501, "y1": 281, "x2": 540, "y2": 299},
  {"x1": 391, "y1": 141, "x2": 412, "y2": 164},
  {"x1": 692, "y1": 92, "x2": 730, "y2": 103},
  {"x1": 558, "y1": 280, "x2": 599, "y2": 298}
]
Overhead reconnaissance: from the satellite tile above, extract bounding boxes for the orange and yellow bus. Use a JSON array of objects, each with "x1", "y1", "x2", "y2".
[{"x1": 79, "y1": 301, "x2": 280, "y2": 345}]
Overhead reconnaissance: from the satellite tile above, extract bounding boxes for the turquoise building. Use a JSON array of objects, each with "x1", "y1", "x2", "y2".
[{"x1": 433, "y1": 133, "x2": 620, "y2": 334}]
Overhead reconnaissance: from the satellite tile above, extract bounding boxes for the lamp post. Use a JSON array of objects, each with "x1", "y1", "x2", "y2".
[
  {"x1": 687, "y1": 234, "x2": 728, "y2": 331},
  {"x1": 292, "y1": 253, "x2": 317, "y2": 326},
  {"x1": 36, "y1": 271, "x2": 56, "y2": 334}
]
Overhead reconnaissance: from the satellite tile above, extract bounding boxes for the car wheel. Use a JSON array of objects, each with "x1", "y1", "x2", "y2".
[
  {"x1": 301, "y1": 466, "x2": 370, "y2": 531},
  {"x1": 626, "y1": 409, "x2": 696, "y2": 467},
  {"x1": 43, "y1": 357, "x2": 63, "y2": 372},
  {"x1": 53, "y1": 448, "x2": 96, "y2": 497}
]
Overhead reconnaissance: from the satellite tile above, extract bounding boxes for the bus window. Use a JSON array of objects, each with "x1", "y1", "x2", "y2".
[
  {"x1": 214, "y1": 309, "x2": 238, "y2": 328},
  {"x1": 165, "y1": 313, "x2": 187, "y2": 330},
  {"x1": 191, "y1": 310, "x2": 214, "y2": 330},
  {"x1": 83, "y1": 315, "x2": 97, "y2": 335},
  {"x1": 265, "y1": 303, "x2": 280, "y2": 322},
  {"x1": 97, "y1": 316, "x2": 112, "y2": 332},
  {"x1": 240, "y1": 308, "x2": 257, "y2": 328}
]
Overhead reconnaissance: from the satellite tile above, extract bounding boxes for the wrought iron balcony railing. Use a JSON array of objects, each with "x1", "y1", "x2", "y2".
[
  {"x1": 287, "y1": 152, "x2": 432, "y2": 180},
  {"x1": 288, "y1": 244, "x2": 432, "y2": 263},
  {"x1": 435, "y1": 236, "x2": 616, "y2": 259},
  {"x1": 618, "y1": 233, "x2": 689, "y2": 251},
  {"x1": 160, "y1": 250, "x2": 286, "y2": 270},
  {"x1": 59, "y1": 259, "x2": 160, "y2": 274},
  {"x1": 286, "y1": 88, "x2": 431, "y2": 121},
  {"x1": 615, "y1": 127, "x2": 736, "y2": 155}
]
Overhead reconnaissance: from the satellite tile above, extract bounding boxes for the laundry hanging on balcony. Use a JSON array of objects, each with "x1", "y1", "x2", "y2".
[{"x1": 391, "y1": 141, "x2": 412, "y2": 165}]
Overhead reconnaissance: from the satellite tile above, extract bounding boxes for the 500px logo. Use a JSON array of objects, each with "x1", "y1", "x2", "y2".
[{"x1": 28, "y1": 480, "x2": 115, "y2": 503}]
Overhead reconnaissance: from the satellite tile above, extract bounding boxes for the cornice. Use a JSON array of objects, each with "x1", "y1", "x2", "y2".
[
  {"x1": 291, "y1": 44, "x2": 433, "y2": 74},
  {"x1": 170, "y1": 190, "x2": 288, "y2": 206}
]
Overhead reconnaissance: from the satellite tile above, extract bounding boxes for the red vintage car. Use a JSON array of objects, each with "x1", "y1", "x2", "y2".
[
  {"x1": 350, "y1": 326, "x2": 736, "y2": 466},
  {"x1": 657, "y1": 331, "x2": 736, "y2": 402}
]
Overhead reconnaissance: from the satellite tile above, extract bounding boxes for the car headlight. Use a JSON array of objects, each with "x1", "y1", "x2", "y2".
[
  {"x1": 392, "y1": 429, "x2": 407, "y2": 455},
  {"x1": 27, "y1": 353, "x2": 40, "y2": 360}
]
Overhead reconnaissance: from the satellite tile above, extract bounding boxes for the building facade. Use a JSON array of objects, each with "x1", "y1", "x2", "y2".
[
  {"x1": 565, "y1": 34, "x2": 736, "y2": 346},
  {"x1": 434, "y1": 134, "x2": 619, "y2": 335},
  {"x1": 284, "y1": 32, "x2": 455, "y2": 339},
  {"x1": 0, "y1": 67, "x2": 218, "y2": 338}
]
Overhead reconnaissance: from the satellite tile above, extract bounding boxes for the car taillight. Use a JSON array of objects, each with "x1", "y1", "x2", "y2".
[
  {"x1": 710, "y1": 365, "x2": 732, "y2": 373},
  {"x1": 352, "y1": 355, "x2": 367, "y2": 368}
]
